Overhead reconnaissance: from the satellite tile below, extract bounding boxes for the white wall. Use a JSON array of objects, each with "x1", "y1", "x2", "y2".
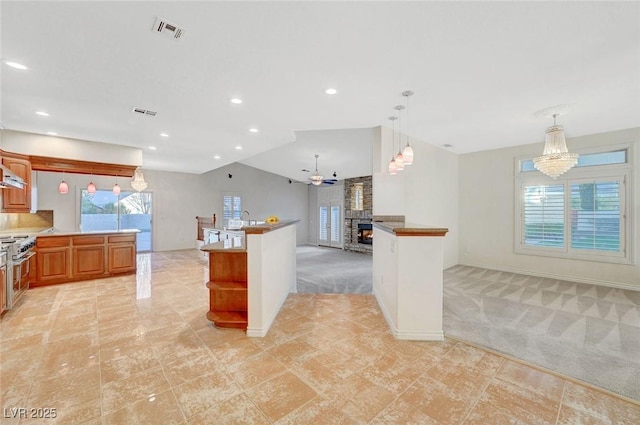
[
  {"x1": 35, "y1": 169, "x2": 210, "y2": 251},
  {"x1": 373, "y1": 126, "x2": 460, "y2": 268},
  {"x1": 1, "y1": 130, "x2": 142, "y2": 165},
  {"x1": 459, "y1": 127, "x2": 640, "y2": 289},
  {"x1": 35, "y1": 161, "x2": 308, "y2": 251},
  {"x1": 199, "y1": 163, "x2": 309, "y2": 246}
]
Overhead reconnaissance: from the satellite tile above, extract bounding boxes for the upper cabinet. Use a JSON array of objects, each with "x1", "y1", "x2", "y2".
[{"x1": 2, "y1": 153, "x2": 32, "y2": 213}]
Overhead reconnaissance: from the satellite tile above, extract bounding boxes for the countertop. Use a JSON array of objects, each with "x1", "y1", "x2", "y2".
[
  {"x1": 243, "y1": 219, "x2": 300, "y2": 235},
  {"x1": 0, "y1": 227, "x2": 54, "y2": 237},
  {"x1": 373, "y1": 221, "x2": 449, "y2": 237},
  {"x1": 39, "y1": 229, "x2": 140, "y2": 237}
]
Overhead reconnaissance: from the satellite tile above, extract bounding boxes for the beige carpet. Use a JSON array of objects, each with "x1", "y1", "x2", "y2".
[{"x1": 443, "y1": 265, "x2": 640, "y2": 401}]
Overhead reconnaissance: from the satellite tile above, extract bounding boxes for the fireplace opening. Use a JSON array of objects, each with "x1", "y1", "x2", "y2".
[{"x1": 357, "y1": 223, "x2": 373, "y2": 245}]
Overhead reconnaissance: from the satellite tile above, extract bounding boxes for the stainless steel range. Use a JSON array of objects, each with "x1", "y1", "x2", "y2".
[{"x1": 1, "y1": 235, "x2": 36, "y2": 309}]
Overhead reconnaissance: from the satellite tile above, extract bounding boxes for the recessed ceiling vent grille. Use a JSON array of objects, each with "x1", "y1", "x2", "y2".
[
  {"x1": 133, "y1": 107, "x2": 157, "y2": 117},
  {"x1": 153, "y1": 16, "x2": 184, "y2": 40}
]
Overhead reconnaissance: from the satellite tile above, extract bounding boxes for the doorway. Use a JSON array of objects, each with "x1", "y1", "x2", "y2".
[
  {"x1": 80, "y1": 189, "x2": 153, "y2": 252},
  {"x1": 318, "y1": 203, "x2": 341, "y2": 247}
]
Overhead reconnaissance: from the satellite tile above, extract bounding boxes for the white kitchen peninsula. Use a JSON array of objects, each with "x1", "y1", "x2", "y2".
[
  {"x1": 372, "y1": 221, "x2": 448, "y2": 341},
  {"x1": 201, "y1": 219, "x2": 298, "y2": 337}
]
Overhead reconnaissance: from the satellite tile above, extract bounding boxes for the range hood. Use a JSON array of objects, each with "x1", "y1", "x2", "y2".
[{"x1": 0, "y1": 164, "x2": 26, "y2": 189}]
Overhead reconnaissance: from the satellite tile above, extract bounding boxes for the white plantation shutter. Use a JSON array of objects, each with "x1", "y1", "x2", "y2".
[
  {"x1": 570, "y1": 180, "x2": 622, "y2": 252},
  {"x1": 330, "y1": 205, "x2": 340, "y2": 243},
  {"x1": 223, "y1": 194, "x2": 242, "y2": 227},
  {"x1": 522, "y1": 184, "x2": 565, "y2": 248}
]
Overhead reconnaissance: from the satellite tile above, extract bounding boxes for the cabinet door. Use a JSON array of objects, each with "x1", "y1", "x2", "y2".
[
  {"x1": 36, "y1": 248, "x2": 70, "y2": 282},
  {"x1": 108, "y1": 244, "x2": 136, "y2": 273},
  {"x1": 1, "y1": 157, "x2": 32, "y2": 212},
  {"x1": 72, "y1": 245, "x2": 106, "y2": 277}
]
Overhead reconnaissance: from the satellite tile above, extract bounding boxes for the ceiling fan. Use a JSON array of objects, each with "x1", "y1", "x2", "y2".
[{"x1": 306, "y1": 154, "x2": 338, "y2": 186}]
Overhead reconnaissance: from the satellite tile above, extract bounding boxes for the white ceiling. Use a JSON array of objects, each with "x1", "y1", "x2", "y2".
[{"x1": 1, "y1": 1, "x2": 638, "y2": 182}]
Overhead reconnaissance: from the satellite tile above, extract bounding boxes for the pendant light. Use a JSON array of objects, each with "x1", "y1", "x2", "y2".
[
  {"x1": 393, "y1": 105, "x2": 405, "y2": 171},
  {"x1": 401, "y1": 90, "x2": 414, "y2": 165},
  {"x1": 388, "y1": 116, "x2": 398, "y2": 175},
  {"x1": 112, "y1": 175, "x2": 121, "y2": 195},
  {"x1": 131, "y1": 167, "x2": 148, "y2": 192},
  {"x1": 533, "y1": 112, "x2": 578, "y2": 179},
  {"x1": 87, "y1": 176, "x2": 96, "y2": 194},
  {"x1": 58, "y1": 171, "x2": 69, "y2": 194},
  {"x1": 310, "y1": 154, "x2": 324, "y2": 186}
]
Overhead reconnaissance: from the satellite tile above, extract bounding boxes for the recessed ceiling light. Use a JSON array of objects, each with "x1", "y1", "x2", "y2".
[
  {"x1": 149, "y1": 146, "x2": 157, "y2": 150},
  {"x1": 35, "y1": 111, "x2": 50, "y2": 116},
  {"x1": 230, "y1": 98, "x2": 242, "y2": 104},
  {"x1": 325, "y1": 88, "x2": 337, "y2": 95},
  {"x1": 442, "y1": 144, "x2": 453, "y2": 148},
  {"x1": 214, "y1": 155, "x2": 221, "y2": 160},
  {"x1": 235, "y1": 146, "x2": 243, "y2": 150},
  {"x1": 160, "y1": 133, "x2": 169, "y2": 137},
  {"x1": 46, "y1": 132, "x2": 58, "y2": 136},
  {"x1": 249, "y1": 128, "x2": 259, "y2": 133},
  {"x1": 4, "y1": 61, "x2": 28, "y2": 70}
]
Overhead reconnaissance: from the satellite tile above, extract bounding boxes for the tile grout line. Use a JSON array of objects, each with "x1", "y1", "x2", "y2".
[{"x1": 554, "y1": 380, "x2": 568, "y2": 425}]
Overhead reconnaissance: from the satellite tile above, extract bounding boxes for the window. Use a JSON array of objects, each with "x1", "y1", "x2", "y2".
[
  {"x1": 515, "y1": 147, "x2": 632, "y2": 264},
  {"x1": 80, "y1": 189, "x2": 152, "y2": 252},
  {"x1": 223, "y1": 194, "x2": 242, "y2": 227}
]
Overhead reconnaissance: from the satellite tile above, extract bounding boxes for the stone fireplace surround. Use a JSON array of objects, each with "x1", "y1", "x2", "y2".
[{"x1": 344, "y1": 176, "x2": 372, "y2": 254}]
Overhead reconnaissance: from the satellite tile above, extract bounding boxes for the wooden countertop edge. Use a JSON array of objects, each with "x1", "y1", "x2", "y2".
[
  {"x1": 373, "y1": 221, "x2": 449, "y2": 237},
  {"x1": 243, "y1": 219, "x2": 300, "y2": 235}
]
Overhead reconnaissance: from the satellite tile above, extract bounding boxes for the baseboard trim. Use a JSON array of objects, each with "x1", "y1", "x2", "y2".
[
  {"x1": 246, "y1": 290, "x2": 290, "y2": 338},
  {"x1": 374, "y1": 291, "x2": 444, "y2": 341},
  {"x1": 454, "y1": 262, "x2": 640, "y2": 292}
]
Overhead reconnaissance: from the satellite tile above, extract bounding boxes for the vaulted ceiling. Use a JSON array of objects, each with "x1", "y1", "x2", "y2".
[{"x1": 2, "y1": 1, "x2": 638, "y2": 182}]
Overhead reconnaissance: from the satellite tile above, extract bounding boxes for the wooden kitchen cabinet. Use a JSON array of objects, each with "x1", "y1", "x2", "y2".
[
  {"x1": 107, "y1": 234, "x2": 136, "y2": 273},
  {"x1": 32, "y1": 232, "x2": 137, "y2": 287},
  {"x1": 1, "y1": 153, "x2": 32, "y2": 213},
  {"x1": 72, "y1": 236, "x2": 107, "y2": 277},
  {"x1": 35, "y1": 236, "x2": 71, "y2": 283}
]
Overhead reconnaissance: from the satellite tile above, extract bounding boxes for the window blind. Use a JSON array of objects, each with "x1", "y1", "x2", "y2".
[{"x1": 523, "y1": 184, "x2": 565, "y2": 248}]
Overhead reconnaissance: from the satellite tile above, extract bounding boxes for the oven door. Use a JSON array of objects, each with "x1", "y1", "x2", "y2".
[{"x1": 14, "y1": 252, "x2": 35, "y2": 293}]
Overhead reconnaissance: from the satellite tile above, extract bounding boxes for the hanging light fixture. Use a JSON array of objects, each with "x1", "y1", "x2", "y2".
[
  {"x1": 309, "y1": 154, "x2": 324, "y2": 186},
  {"x1": 58, "y1": 171, "x2": 69, "y2": 194},
  {"x1": 388, "y1": 116, "x2": 398, "y2": 175},
  {"x1": 87, "y1": 176, "x2": 96, "y2": 194},
  {"x1": 131, "y1": 167, "x2": 148, "y2": 192},
  {"x1": 393, "y1": 105, "x2": 405, "y2": 171},
  {"x1": 401, "y1": 90, "x2": 414, "y2": 165},
  {"x1": 112, "y1": 176, "x2": 121, "y2": 195},
  {"x1": 533, "y1": 112, "x2": 578, "y2": 179}
]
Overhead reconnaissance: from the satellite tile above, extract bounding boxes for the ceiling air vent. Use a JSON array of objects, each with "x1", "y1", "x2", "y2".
[
  {"x1": 153, "y1": 16, "x2": 184, "y2": 40},
  {"x1": 133, "y1": 107, "x2": 157, "y2": 117}
]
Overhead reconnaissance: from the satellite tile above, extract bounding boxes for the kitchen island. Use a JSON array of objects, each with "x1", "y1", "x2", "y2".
[
  {"x1": 201, "y1": 219, "x2": 298, "y2": 336},
  {"x1": 31, "y1": 229, "x2": 138, "y2": 287}
]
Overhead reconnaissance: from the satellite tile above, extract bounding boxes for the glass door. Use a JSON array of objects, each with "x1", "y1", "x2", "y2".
[
  {"x1": 318, "y1": 204, "x2": 342, "y2": 248},
  {"x1": 80, "y1": 189, "x2": 152, "y2": 252}
]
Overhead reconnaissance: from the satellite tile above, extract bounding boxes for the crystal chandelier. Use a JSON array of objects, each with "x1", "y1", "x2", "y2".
[
  {"x1": 131, "y1": 167, "x2": 148, "y2": 192},
  {"x1": 533, "y1": 113, "x2": 578, "y2": 179}
]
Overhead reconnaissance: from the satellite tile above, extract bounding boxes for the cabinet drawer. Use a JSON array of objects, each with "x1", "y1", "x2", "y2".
[
  {"x1": 108, "y1": 234, "x2": 136, "y2": 244},
  {"x1": 36, "y1": 236, "x2": 70, "y2": 248},
  {"x1": 72, "y1": 236, "x2": 105, "y2": 245}
]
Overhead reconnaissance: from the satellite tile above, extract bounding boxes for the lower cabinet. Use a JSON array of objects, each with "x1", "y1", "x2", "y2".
[
  {"x1": 108, "y1": 234, "x2": 136, "y2": 273},
  {"x1": 33, "y1": 233, "x2": 137, "y2": 286}
]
